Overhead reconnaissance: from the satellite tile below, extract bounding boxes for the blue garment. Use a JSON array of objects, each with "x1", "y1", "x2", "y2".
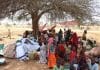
[
  {"x1": 92, "y1": 63, "x2": 99, "y2": 70},
  {"x1": 88, "y1": 63, "x2": 99, "y2": 70}
]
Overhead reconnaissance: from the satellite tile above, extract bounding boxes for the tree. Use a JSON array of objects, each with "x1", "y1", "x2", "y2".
[{"x1": 0, "y1": 0, "x2": 93, "y2": 38}]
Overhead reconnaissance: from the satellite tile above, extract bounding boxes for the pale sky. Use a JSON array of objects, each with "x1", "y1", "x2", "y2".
[{"x1": 92, "y1": 0, "x2": 100, "y2": 21}]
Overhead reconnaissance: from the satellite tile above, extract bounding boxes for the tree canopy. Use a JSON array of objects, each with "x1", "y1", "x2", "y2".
[
  {"x1": 0, "y1": 0, "x2": 93, "y2": 19},
  {"x1": 0, "y1": 0, "x2": 94, "y2": 38}
]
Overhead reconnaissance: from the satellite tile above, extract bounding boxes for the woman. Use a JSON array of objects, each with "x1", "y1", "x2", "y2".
[
  {"x1": 55, "y1": 41, "x2": 66, "y2": 65},
  {"x1": 69, "y1": 46, "x2": 77, "y2": 63},
  {"x1": 70, "y1": 32, "x2": 78, "y2": 51},
  {"x1": 39, "y1": 42, "x2": 47, "y2": 64},
  {"x1": 48, "y1": 34, "x2": 56, "y2": 69},
  {"x1": 78, "y1": 48, "x2": 89, "y2": 70}
]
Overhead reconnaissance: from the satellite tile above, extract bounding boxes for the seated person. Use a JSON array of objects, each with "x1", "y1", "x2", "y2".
[
  {"x1": 87, "y1": 56, "x2": 99, "y2": 70},
  {"x1": 53, "y1": 58, "x2": 63, "y2": 70}
]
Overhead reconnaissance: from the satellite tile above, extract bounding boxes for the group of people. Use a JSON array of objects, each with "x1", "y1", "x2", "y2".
[
  {"x1": 37, "y1": 29, "x2": 99, "y2": 70},
  {"x1": 15, "y1": 28, "x2": 99, "y2": 70}
]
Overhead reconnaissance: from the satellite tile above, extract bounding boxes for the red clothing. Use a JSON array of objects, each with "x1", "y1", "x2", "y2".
[
  {"x1": 71, "y1": 33, "x2": 78, "y2": 45},
  {"x1": 69, "y1": 50, "x2": 77, "y2": 63},
  {"x1": 78, "y1": 52, "x2": 88, "y2": 70},
  {"x1": 59, "y1": 44, "x2": 66, "y2": 53},
  {"x1": 55, "y1": 44, "x2": 66, "y2": 59}
]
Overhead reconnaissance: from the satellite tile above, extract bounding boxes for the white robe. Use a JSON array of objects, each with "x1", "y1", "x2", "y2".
[
  {"x1": 16, "y1": 38, "x2": 40, "y2": 60},
  {"x1": 16, "y1": 43, "x2": 27, "y2": 60},
  {"x1": 39, "y1": 43, "x2": 47, "y2": 63},
  {"x1": 23, "y1": 38, "x2": 40, "y2": 53}
]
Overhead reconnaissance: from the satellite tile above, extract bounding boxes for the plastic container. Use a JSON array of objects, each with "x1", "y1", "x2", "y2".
[{"x1": 0, "y1": 58, "x2": 5, "y2": 64}]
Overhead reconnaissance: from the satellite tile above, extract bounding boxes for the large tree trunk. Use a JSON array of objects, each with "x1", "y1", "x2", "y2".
[
  {"x1": 31, "y1": 12, "x2": 39, "y2": 39},
  {"x1": 31, "y1": 10, "x2": 50, "y2": 39}
]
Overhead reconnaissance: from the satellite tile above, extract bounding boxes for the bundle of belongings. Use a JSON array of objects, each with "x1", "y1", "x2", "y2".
[
  {"x1": 4, "y1": 42, "x2": 16, "y2": 58},
  {"x1": 3, "y1": 37, "x2": 40, "y2": 61},
  {"x1": 15, "y1": 37, "x2": 40, "y2": 60},
  {"x1": 80, "y1": 38, "x2": 96, "y2": 50},
  {"x1": 0, "y1": 55, "x2": 6, "y2": 64},
  {"x1": 85, "y1": 45, "x2": 100, "y2": 57},
  {"x1": 0, "y1": 44, "x2": 6, "y2": 64},
  {"x1": 28, "y1": 51, "x2": 39, "y2": 60},
  {"x1": 85, "y1": 44, "x2": 100, "y2": 64}
]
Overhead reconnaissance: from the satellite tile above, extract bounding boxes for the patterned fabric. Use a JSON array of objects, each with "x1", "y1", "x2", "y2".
[{"x1": 4, "y1": 43, "x2": 16, "y2": 58}]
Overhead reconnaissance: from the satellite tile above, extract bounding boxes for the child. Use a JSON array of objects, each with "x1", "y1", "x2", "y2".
[
  {"x1": 53, "y1": 58, "x2": 63, "y2": 70},
  {"x1": 39, "y1": 42, "x2": 47, "y2": 64},
  {"x1": 87, "y1": 56, "x2": 99, "y2": 70}
]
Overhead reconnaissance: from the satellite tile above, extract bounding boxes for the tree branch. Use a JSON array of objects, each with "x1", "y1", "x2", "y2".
[
  {"x1": 9, "y1": 7, "x2": 24, "y2": 14},
  {"x1": 38, "y1": 8, "x2": 53, "y2": 20}
]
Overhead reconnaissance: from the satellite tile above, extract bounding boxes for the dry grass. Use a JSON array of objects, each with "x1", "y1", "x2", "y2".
[{"x1": 0, "y1": 25, "x2": 100, "y2": 70}]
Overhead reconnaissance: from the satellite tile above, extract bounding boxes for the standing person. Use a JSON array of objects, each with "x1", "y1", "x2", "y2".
[
  {"x1": 55, "y1": 33, "x2": 58, "y2": 46},
  {"x1": 58, "y1": 29, "x2": 63, "y2": 42},
  {"x1": 69, "y1": 47, "x2": 77, "y2": 63},
  {"x1": 39, "y1": 42, "x2": 47, "y2": 64},
  {"x1": 64, "y1": 29, "x2": 66, "y2": 37},
  {"x1": 78, "y1": 48, "x2": 89, "y2": 70},
  {"x1": 7, "y1": 29, "x2": 11, "y2": 39},
  {"x1": 82, "y1": 30, "x2": 87, "y2": 41},
  {"x1": 40, "y1": 33, "x2": 45, "y2": 43},
  {"x1": 77, "y1": 42, "x2": 84, "y2": 58},
  {"x1": 69, "y1": 46, "x2": 77, "y2": 70},
  {"x1": 48, "y1": 34, "x2": 56, "y2": 69},
  {"x1": 52, "y1": 29, "x2": 56, "y2": 38},
  {"x1": 44, "y1": 31, "x2": 49, "y2": 44},
  {"x1": 70, "y1": 32, "x2": 78, "y2": 51},
  {"x1": 55, "y1": 41, "x2": 66, "y2": 65},
  {"x1": 65, "y1": 29, "x2": 72, "y2": 46}
]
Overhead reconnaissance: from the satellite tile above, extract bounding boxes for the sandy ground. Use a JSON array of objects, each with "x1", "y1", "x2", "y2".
[
  {"x1": 0, "y1": 26, "x2": 100, "y2": 70},
  {"x1": 0, "y1": 59, "x2": 49, "y2": 70}
]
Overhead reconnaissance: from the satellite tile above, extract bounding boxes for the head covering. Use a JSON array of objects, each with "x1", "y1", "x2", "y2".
[{"x1": 71, "y1": 32, "x2": 78, "y2": 46}]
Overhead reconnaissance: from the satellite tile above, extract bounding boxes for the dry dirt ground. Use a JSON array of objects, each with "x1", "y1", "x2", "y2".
[
  {"x1": 0, "y1": 26, "x2": 100, "y2": 70},
  {"x1": 0, "y1": 59, "x2": 49, "y2": 70}
]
